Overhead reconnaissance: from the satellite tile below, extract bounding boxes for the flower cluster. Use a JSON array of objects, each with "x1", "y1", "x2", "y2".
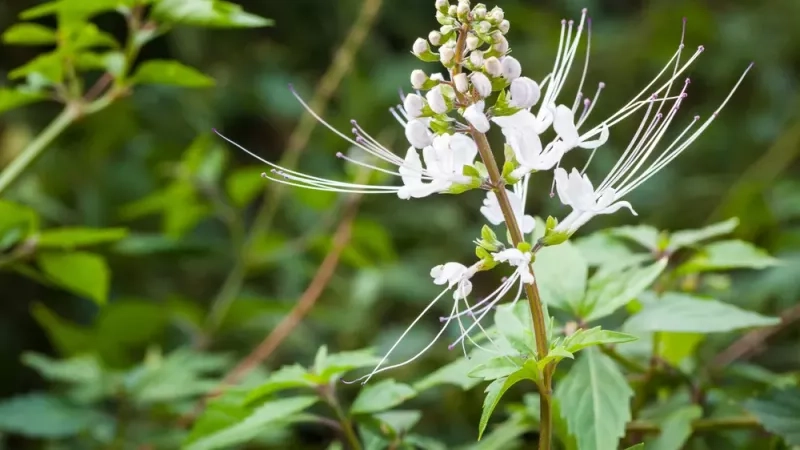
[{"x1": 216, "y1": 0, "x2": 751, "y2": 384}]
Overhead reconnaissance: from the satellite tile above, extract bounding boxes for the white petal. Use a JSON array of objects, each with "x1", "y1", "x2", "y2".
[
  {"x1": 405, "y1": 119, "x2": 432, "y2": 149},
  {"x1": 578, "y1": 124, "x2": 610, "y2": 150},
  {"x1": 492, "y1": 248, "x2": 525, "y2": 264},
  {"x1": 501, "y1": 56, "x2": 522, "y2": 81},
  {"x1": 426, "y1": 86, "x2": 448, "y2": 114},
  {"x1": 554, "y1": 167, "x2": 572, "y2": 206},
  {"x1": 599, "y1": 200, "x2": 637, "y2": 217},
  {"x1": 471, "y1": 72, "x2": 492, "y2": 98},
  {"x1": 519, "y1": 267, "x2": 535, "y2": 285},
  {"x1": 463, "y1": 103, "x2": 490, "y2": 133},
  {"x1": 403, "y1": 94, "x2": 425, "y2": 119},
  {"x1": 509, "y1": 77, "x2": 540, "y2": 109},
  {"x1": 553, "y1": 104, "x2": 580, "y2": 147},
  {"x1": 450, "y1": 133, "x2": 478, "y2": 168}
]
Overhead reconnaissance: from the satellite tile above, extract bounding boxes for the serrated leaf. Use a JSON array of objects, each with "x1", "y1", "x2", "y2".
[
  {"x1": 647, "y1": 405, "x2": 702, "y2": 450},
  {"x1": 493, "y1": 302, "x2": 537, "y2": 356},
  {"x1": 468, "y1": 356, "x2": 524, "y2": 381},
  {"x1": 537, "y1": 346, "x2": 574, "y2": 371},
  {"x1": 131, "y1": 60, "x2": 215, "y2": 87},
  {"x1": 582, "y1": 258, "x2": 667, "y2": 322},
  {"x1": 152, "y1": 0, "x2": 273, "y2": 28},
  {"x1": 609, "y1": 225, "x2": 660, "y2": 251},
  {"x1": 533, "y1": 240, "x2": 588, "y2": 313},
  {"x1": 0, "y1": 393, "x2": 104, "y2": 438},
  {"x1": 744, "y1": 387, "x2": 800, "y2": 445},
  {"x1": 677, "y1": 240, "x2": 778, "y2": 274},
  {"x1": 351, "y1": 380, "x2": 416, "y2": 415},
  {"x1": 555, "y1": 348, "x2": 633, "y2": 450},
  {"x1": 35, "y1": 227, "x2": 128, "y2": 249},
  {"x1": 2, "y1": 23, "x2": 57, "y2": 45},
  {"x1": 666, "y1": 218, "x2": 739, "y2": 252},
  {"x1": 623, "y1": 293, "x2": 779, "y2": 333},
  {"x1": 0, "y1": 87, "x2": 48, "y2": 113},
  {"x1": 37, "y1": 251, "x2": 110, "y2": 305},
  {"x1": 185, "y1": 396, "x2": 317, "y2": 450},
  {"x1": 561, "y1": 327, "x2": 638, "y2": 353},
  {"x1": 478, "y1": 359, "x2": 538, "y2": 439}
]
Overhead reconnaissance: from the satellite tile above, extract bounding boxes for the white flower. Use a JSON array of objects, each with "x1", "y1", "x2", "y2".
[
  {"x1": 553, "y1": 167, "x2": 636, "y2": 234},
  {"x1": 426, "y1": 85, "x2": 448, "y2": 114},
  {"x1": 405, "y1": 119, "x2": 433, "y2": 148},
  {"x1": 492, "y1": 110, "x2": 562, "y2": 175},
  {"x1": 499, "y1": 19, "x2": 510, "y2": 34},
  {"x1": 428, "y1": 30, "x2": 442, "y2": 46},
  {"x1": 431, "y1": 262, "x2": 476, "y2": 299},
  {"x1": 481, "y1": 190, "x2": 535, "y2": 234},
  {"x1": 411, "y1": 70, "x2": 427, "y2": 89},
  {"x1": 398, "y1": 133, "x2": 478, "y2": 199},
  {"x1": 469, "y1": 50, "x2": 484, "y2": 67},
  {"x1": 454, "y1": 73, "x2": 468, "y2": 93},
  {"x1": 492, "y1": 248, "x2": 534, "y2": 284},
  {"x1": 430, "y1": 73, "x2": 445, "y2": 82},
  {"x1": 466, "y1": 34, "x2": 480, "y2": 51},
  {"x1": 440, "y1": 46, "x2": 455, "y2": 65},
  {"x1": 488, "y1": 6, "x2": 504, "y2": 23},
  {"x1": 484, "y1": 56, "x2": 502, "y2": 77},
  {"x1": 493, "y1": 36, "x2": 509, "y2": 54},
  {"x1": 470, "y1": 72, "x2": 491, "y2": 97},
  {"x1": 403, "y1": 93, "x2": 425, "y2": 119},
  {"x1": 413, "y1": 38, "x2": 428, "y2": 56},
  {"x1": 509, "y1": 77, "x2": 540, "y2": 109},
  {"x1": 463, "y1": 101, "x2": 490, "y2": 133},
  {"x1": 552, "y1": 104, "x2": 609, "y2": 153},
  {"x1": 501, "y1": 56, "x2": 521, "y2": 81}
]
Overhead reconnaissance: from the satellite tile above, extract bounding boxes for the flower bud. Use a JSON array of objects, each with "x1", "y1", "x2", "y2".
[
  {"x1": 439, "y1": 46, "x2": 455, "y2": 65},
  {"x1": 501, "y1": 56, "x2": 522, "y2": 80},
  {"x1": 428, "y1": 30, "x2": 442, "y2": 46},
  {"x1": 411, "y1": 70, "x2": 428, "y2": 89},
  {"x1": 499, "y1": 19, "x2": 510, "y2": 34},
  {"x1": 477, "y1": 21, "x2": 491, "y2": 34},
  {"x1": 436, "y1": 11, "x2": 453, "y2": 25},
  {"x1": 466, "y1": 34, "x2": 480, "y2": 51},
  {"x1": 470, "y1": 72, "x2": 492, "y2": 97},
  {"x1": 426, "y1": 85, "x2": 448, "y2": 114},
  {"x1": 440, "y1": 25, "x2": 455, "y2": 35},
  {"x1": 413, "y1": 38, "x2": 428, "y2": 56},
  {"x1": 457, "y1": 2, "x2": 469, "y2": 18},
  {"x1": 488, "y1": 6, "x2": 504, "y2": 23},
  {"x1": 435, "y1": 0, "x2": 448, "y2": 11},
  {"x1": 509, "y1": 76, "x2": 541, "y2": 109},
  {"x1": 493, "y1": 36, "x2": 509, "y2": 54},
  {"x1": 454, "y1": 73, "x2": 468, "y2": 93},
  {"x1": 464, "y1": 101, "x2": 490, "y2": 132},
  {"x1": 403, "y1": 93, "x2": 425, "y2": 119},
  {"x1": 405, "y1": 119, "x2": 433, "y2": 149},
  {"x1": 484, "y1": 56, "x2": 502, "y2": 77},
  {"x1": 469, "y1": 49, "x2": 484, "y2": 67},
  {"x1": 430, "y1": 72, "x2": 445, "y2": 82},
  {"x1": 473, "y1": 4, "x2": 487, "y2": 19},
  {"x1": 448, "y1": 5, "x2": 457, "y2": 15}
]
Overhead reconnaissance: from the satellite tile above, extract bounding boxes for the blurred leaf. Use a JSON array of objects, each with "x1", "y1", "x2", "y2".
[
  {"x1": 37, "y1": 251, "x2": 110, "y2": 305},
  {"x1": 244, "y1": 365, "x2": 314, "y2": 405},
  {"x1": 317, "y1": 348, "x2": 381, "y2": 381},
  {"x1": 186, "y1": 389, "x2": 251, "y2": 446},
  {"x1": 152, "y1": 0, "x2": 273, "y2": 28},
  {"x1": 0, "y1": 87, "x2": 48, "y2": 113},
  {"x1": 31, "y1": 303, "x2": 94, "y2": 356},
  {"x1": 9, "y1": 52, "x2": 64, "y2": 84},
  {"x1": 96, "y1": 299, "x2": 167, "y2": 346},
  {"x1": 22, "y1": 352, "x2": 103, "y2": 385},
  {"x1": 351, "y1": 380, "x2": 416, "y2": 415},
  {"x1": 185, "y1": 396, "x2": 317, "y2": 450},
  {"x1": 574, "y1": 232, "x2": 636, "y2": 267},
  {"x1": 0, "y1": 200, "x2": 39, "y2": 248},
  {"x1": 36, "y1": 227, "x2": 128, "y2": 249},
  {"x1": 412, "y1": 351, "x2": 492, "y2": 391},
  {"x1": 21, "y1": 0, "x2": 122, "y2": 21},
  {"x1": 69, "y1": 23, "x2": 119, "y2": 50},
  {"x1": 130, "y1": 348, "x2": 231, "y2": 405},
  {"x1": 372, "y1": 410, "x2": 422, "y2": 437},
  {"x1": 623, "y1": 445, "x2": 645, "y2": 450},
  {"x1": 646, "y1": 405, "x2": 702, "y2": 450},
  {"x1": 2, "y1": 23, "x2": 57, "y2": 45},
  {"x1": 666, "y1": 218, "x2": 739, "y2": 252},
  {"x1": 468, "y1": 356, "x2": 524, "y2": 381},
  {"x1": 658, "y1": 332, "x2": 704, "y2": 366},
  {"x1": 744, "y1": 387, "x2": 800, "y2": 445},
  {"x1": 559, "y1": 327, "x2": 638, "y2": 354},
  {"x1": 609, "y1": 225, "x2": 660, "y2": 251},
  {"x1": 0, "y1": 393, "x2": 103, "y2": 438},
  {"x1": 555, "y1": 348, "x2": 633, "y2": 450},
  {"x1": 677, "y1": 240, "x2": 779, "y2": 274},
  {"x1": 131, "y1": 60, "x2": 215, "y2": 87},
  {"x1": 533, "y1": 240, "x2": 588, "y2": 313},
  {"x1": 582, "y1": 258, "x2": 667, "y2": 322},
  {"x1": 226, "y1": 166, "x2": 265, "y2": 207},
  {"x1": 623, "y1": 292, "x2": 779, "y2": 333},
  {"x1": 478, "y1": 359, "x2": 538, "y2": 440}
]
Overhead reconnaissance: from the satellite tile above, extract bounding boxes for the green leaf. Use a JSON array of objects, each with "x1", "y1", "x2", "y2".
[
  {"x1": 9, "y1": 51, "x2": 64, "y2": 83},
  {"x1": 37, "y1": 251, "x2": 110, "y2": 305},
  {"x1": 744, "y1": 387, "x2": 800, "y2": 445},
  {"x1": 185, "y1": 396, "x2": 317, "y2": 450},
  {"x1": 623, "y1": 292, "x2": 780, "y2": 333},
  {"x1": 22, "y1": 352, "x2": 103, "y2": 385},
  {"x1": 468, "y1": 356, "x2": 524, "y2": 381},
  {"x1": 412, "y1": 351, "x2": 493, "y2": 391},
  {"x1": 0, "y1": 200, "x2": 39, "y2": 247},
  {"x1": 2, "y1": 23, "x2": 57, "y2": 45},
  {"x1": 624, "y1": 445, "x2": 645, "y2": 450},
  {"x1": 317, "y1": 348, "x2": 381, "y2": 381},
  {"x1": 581, "y1": 258, "x2": 667, "y2": 322},
  {"x1": 186, "y1": 390, "x2": 251, "y2": 446},
  {"x1": 555, "y1": 348, "x2": 633, "y2": 450},
  {"x1": 244, "y1": 365, "x2": 314, "y2": 405},
  {"x1": 677, "y1": 240, "x2": 778, "y2": 274},
  {"x1": 609, "y1": 225, "x2": 660, "y2": 251},
  {"x1": 351, "y1": 380, "x2": 416, "y2": 415},
  {"x1": 226, "y1": 166, "x2": 265, "y2": 207},
  {"x1": 574, "y1": 232, "x2": 636, "y2": 267},
  {"x1": 0, "y1": 393, "x2": 104, "y2": 438},
  {"x1": 30, "y1": 303, "x2": 95, "y2": 356},
  {"x1": 647, "y1": 405, "x2": 702, "y2": 450},
  {"x1": 131, "y1": 60, "x2": 215, "y2": 87},
  {"x1": 36, "y1": 227, "x2": 128, "y2": 249},
  {"x1": 533, "y1": 240, "x2": 588, "y2": 313},
  {"x1": 493, "y1": 302, "x2": 537, "y2": 356},
  {"x1": 478, "y1": 359, "x2": 538, "y2": 439},
  {"x1": 0, "y1": 87, "x2": 48, "y2": 113},
  {"x1": 560, "y1": 327, "x2": 638, "y2": 353},
  {"x1": 658, "y1": 332, "x2": 704, "y2": 366},
  {"x1": 666, "y1": 218, "x2": 739, "y2": 252},
  {"x1": 21, "y1": 0, "x2": 123, "y2": 21},
  {"x1": 152, "y1": 0, "x2": 273, "y2": 28}
]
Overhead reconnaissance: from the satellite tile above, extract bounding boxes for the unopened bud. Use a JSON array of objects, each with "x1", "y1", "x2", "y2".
[
  {"x1": 403, "y1": 93, "x2": 425, "y2": 119},
  {"x1": 509, "y1": 76, "x2": 541, "y2": 109},
  {"x1": 484, "y1": 56, "x2": 502, "y2": 77},
  {"x1": 426, "y1": 85, "x2": 448, "y2": 114},
  {"x1": 435, "y1": 0, "x2": 448, "y2": 11},
  {"x1": 488, "y1": 6, "x2": 504, "y2": 23},
  {"x1": 405, "y1": 119, "x2": 433, "y2": 149},
  {"x1": 473, "y1": 4, "x2": 487, "y2": 19},
  {"x1": 430, "y1": 73, "x2": 445, "y2": 82},
  {"x1": 477, "y1": 21, "x2": 491, "y2": 34},
  {"x1": 411, "y1": 70, "x2": 428, "y2": 89},
  {"x1": 440, "y1": 25, "x2": 455, "y2": 35},
  {"x1": 454, "y1": 73, "x2": 468, "y2": 93},
  {"x1": 457, "y1": 2, "x2": 469, "y2": 18},
  {"x1": 470, "y1": 72, "x2": 492, "y2": 97},
  {"x1": 493, "y1": 36, "x2": 509, "y2": 54},
  {"x1": 436, "y1": 11, "x2": 452, "y2": 25},
  {"x1": 466, "y1": 34, "x2": 480, "y2": 51},
  {"x1": 463, "y1": 101, "x2": 490, "y2": 132},
  {"x1": 469, "y1": 50, "x2": 484, "y2": 67},
  {"x1": 413, "y1": 38, "x2": 428, "y2": 56},
  {"x1": 428, "y1": 31, "x2": 442, "y2": 46},
  {"x1": 498, "y1": 20, "x2": 510, "y2": 34},
  {"x1": 501, "y1": 56, "x2": 521, "y2": 80},
  {"x1": 448, "y1": 5, "x2": 457, "y2": 15},
  {"x1": 439, "y1": 46, "x2": 455, "y2": 65}
]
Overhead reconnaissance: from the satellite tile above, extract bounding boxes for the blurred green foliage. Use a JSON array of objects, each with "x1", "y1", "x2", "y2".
[{"x1": 0, "y1": 0, "x2": 799, "y2": 449}]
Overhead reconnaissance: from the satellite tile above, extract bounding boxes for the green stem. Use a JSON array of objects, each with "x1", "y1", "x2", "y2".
[
  {"x1": 323, "y1": 388, "x2": 362, "y2": 450},
  {"x1": 0, "y1": 106, "x2": 79, "y2": 195}
]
